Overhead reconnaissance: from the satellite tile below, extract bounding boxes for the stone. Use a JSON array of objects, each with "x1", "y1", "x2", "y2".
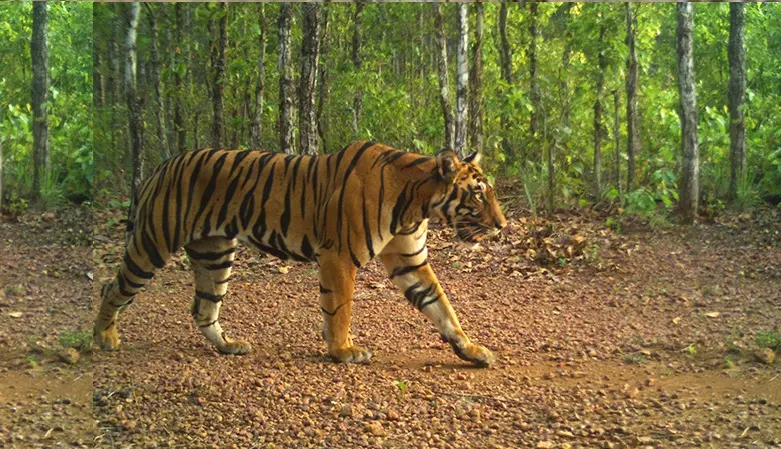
[{"x1": 57, "y1": 348, "x2": 80, "y2": 365}]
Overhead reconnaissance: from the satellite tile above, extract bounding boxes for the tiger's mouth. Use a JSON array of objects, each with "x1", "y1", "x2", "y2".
[{"x1": 456, "y1": 226, "x2": 488, "y2": 244}]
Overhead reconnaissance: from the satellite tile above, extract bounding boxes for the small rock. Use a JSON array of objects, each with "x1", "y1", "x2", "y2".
[
  {"x1": 386, "y1": 410, "x2": 399, "y2": 421},
  {"x1": 755, "y1": 348, "x2": 775, "y2": 365},
  {"x1": 364, "y1": 422, "x2": 385, "y2": 436},
  {"x1": 536, "y1": 442, "x2": 554, "y2": 449},
  {"x1": 339, "y1": 404, "x2": 353, "y2": 417},
  {"x1": 57, "y1": 348, "x2": 80, "y2": 365}
]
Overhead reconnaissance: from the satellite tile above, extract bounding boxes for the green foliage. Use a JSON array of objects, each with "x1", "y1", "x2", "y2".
[
  {"x1": 392, "y1": 380, "x2": 408, "y2": 401},
  {"x1": 0, "y1": 3, "x2": 93, "y2": 204},
  {"x1": 58, "y1": 330, "x2": 93, "y2": 353},
  {"x1": 755, "y1": 331, "x2": 781, "y2": 351}
]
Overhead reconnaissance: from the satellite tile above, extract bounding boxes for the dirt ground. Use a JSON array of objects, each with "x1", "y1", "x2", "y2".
[
  {"x1": 87, "y1": 203, "x2": 781, "y2": 449},
  {"x1": 0, "y1": 207, "x2": 95, "y2": 448},
  {"x1": 2, "y1": 202, "x2": 780, "y2": 449}
]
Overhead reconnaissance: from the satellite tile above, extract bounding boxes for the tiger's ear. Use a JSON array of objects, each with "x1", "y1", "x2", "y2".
[
  {"x1": 462, "y1": 151, "x2": 481, "y2": 165},
  {"x1": 436, "y1": 149, "x2": 461, "y2": 183}
]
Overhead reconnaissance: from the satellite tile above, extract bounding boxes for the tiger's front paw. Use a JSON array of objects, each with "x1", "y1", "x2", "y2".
[
  {"x1": 329, "y1": 345, "x2": 373, "y2": 364},
  {"x1": 94, "y1": 324, "x2": 121, "y2": 351},
  {"x1": 217, "y1": 339, "x2": 252, "y2": 355},
  {"x1": 450, "y1": 341, "x2": 495, "y2": 367}
]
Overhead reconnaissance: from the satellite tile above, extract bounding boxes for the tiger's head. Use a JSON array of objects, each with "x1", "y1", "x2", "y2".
[{"x1": 431, "y1": 149, "x2": 507, "y2": 247}]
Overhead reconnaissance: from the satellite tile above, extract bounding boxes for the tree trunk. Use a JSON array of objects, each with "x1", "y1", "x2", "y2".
[
  {"x1": 93, "y1": 46, "x2": 104, "y2": 108},
  {"x1": 250, "y1": 3, "x2": 267, "y2": 148},
  {"x1": 299, "y1": 3, "x2": 321, "y2": 156},
  {"x1": 351, "y1": 2, "x2": 365, "y2": 136},
  {"x1": 528, "y1": 2, "x2": 540, "y2": 144},
  {"x1": 433, "y1": 3, "x2": 454, "y2": 150},
  {"x1": 124, "y1": 3, "x2": 144, "y2": 202},
  {"x1": 728, "y1": 2, "x2": 746, "y2": 201},
  {"x1": 317, "y1": 5, "x2": 331, "y2": 153},
  {"x1": 676, "y1": 2, "x2": 699, "y2": 223},
  {"x1": 593, "y1": 24, "x2": 606, "y2": 199},
  {"x1": 625, "y1": 2, "x2": 639, "y2": 193},
  {"x1": 278, "y1": 3, "x2": 295, "y2": 154},
  {"x1": 468, "y1": 2, "x2": 484, "y2": 156},
  {"x1": 174, "y1": 3, "x2": 187, "y2": 152},
  {"x1": 210, "y1": 3, "x2": 228, "y2": 149},
  {"x1": 499, "y1": 2, "x2": 513, "y2": 158},
  {"x1": 111, "y1": 3, "x2": 122, "y2": 157},
  {"x1": 561, "y1": 4, "x2": 572, "y2": 135},
  {"x1": 454, "y1": 3, "x2": 469, "y2": 157},
  {"x1": 613, "y1": 90, "x2": 622, "y2": 197},
  {"x1": 31, "y1": 0, "x2": 50, "y2": 200},
  {"x1": 144, "y1": 4, "x2": 171, "y2": 161}
]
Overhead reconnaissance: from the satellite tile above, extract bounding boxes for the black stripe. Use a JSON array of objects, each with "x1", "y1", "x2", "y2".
[
  {"x1": 321, "y1": 302, "x2": 347, "y2": 317},
  {"x1": 116, "y1": 275, "x2": 134, "y2": 297},
  {"x1": 399, "y1": 245, "x2": 427, "y2": 258},
  {"x1": 199, "y1": 319, "x2": 218, "y2": 329},
  {"x1": 389, "y1": 259, "x2": 428, "y2": 279},
  {"x1": 216, "y1": 166, "x2": 243, "y2": 228},
  {"x1": 124, "y1": 253, "x2": 154, "y2": 280},
  {"x1": 280, "y1": 182, "x2": 292, "y2": 236},
  {"x1": 215, "y1": 277, "x2": 231, "y2": 285},
  {"x1": 319, "y1": 283, "x2": 332, "y2": 294},
  {"x1": 185, "y1": 247, "x2": 237, "y2": 261},
  {"x1": 195, "y1": 290, "x2": 224, "y2": 303},
  {"x1": 206, "y1": 260, "x2": 234, "y2": 271},
  {"x1": 336, "y1": 141, "x2": 376, "y2": 248},
  {"x1": 401, "y1": 156, "x2": 431, "y2": 170},
  {"x1": 362, "y1": 188, "x2": 375, "y2": 260}
]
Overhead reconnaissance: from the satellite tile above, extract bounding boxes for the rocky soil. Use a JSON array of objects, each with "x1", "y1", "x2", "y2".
[
  {"x1": 0, "y1": 206, "x2": 95, "y2": 448},
  {"x1": 89, "y1": 203, "x2": 781, "y2": 449},
  {"x1": 3, "y1": 202, "x2": 780, "y2": 449}
]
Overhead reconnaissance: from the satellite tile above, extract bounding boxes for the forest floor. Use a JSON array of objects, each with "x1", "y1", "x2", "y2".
[
  {"x1": 2, "y1": 200, "x2": 780, "y2": 449},
  {"x1": 0, "y1": 206, "x2": 95, "y2": 448}
]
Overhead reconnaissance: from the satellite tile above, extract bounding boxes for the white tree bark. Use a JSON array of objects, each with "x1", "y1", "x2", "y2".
[
  {"x1": 433, "y1": 3, "x2": 454, "y2": 150},
  {"x1": 278, "y1": 3, "x2": 295, "y2": 154},
  {"x1": 124, "y1": 2, "x2": 144, "y2": 202},
  {"x1": 454, "y1": 3, "x2": 469, "y2": 157}
]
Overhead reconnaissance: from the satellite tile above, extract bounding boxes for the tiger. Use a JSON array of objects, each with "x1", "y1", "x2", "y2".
[{"x1": 94, "y1": 141, "x2": 506, "y2": 366}]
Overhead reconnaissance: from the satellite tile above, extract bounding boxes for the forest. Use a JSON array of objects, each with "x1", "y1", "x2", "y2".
[
  {"x1": 93, "y1": 2, "x2": 781, "y2": 221},
  {"x1": 0, "y1": 2, "x2": 92, "y2": 210}
]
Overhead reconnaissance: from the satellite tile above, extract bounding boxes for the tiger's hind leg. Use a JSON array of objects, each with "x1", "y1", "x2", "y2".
[
  {"x1": 94, "y1": 239, "x2": 166, "y2": 351},
  {"x1": 185, "y1": 237, "x2": 251, "y2": 355}
]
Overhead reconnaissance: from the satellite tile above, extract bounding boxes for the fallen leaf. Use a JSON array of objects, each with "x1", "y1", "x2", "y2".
[
  {"x1": 278, "y1": 266, "x2": 290, "y2": 274},
  {"x1": 705, "y1": 311, "x2": 720, "y2": 318},
  {"x1": 8, "y1": 312, "x2": 23, "y2": 318},
  {"x1": 672, "y1": 317, "x2": 681, "y2": 325}
]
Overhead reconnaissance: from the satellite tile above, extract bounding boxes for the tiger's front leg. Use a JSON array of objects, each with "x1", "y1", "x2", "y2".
[
  {"x1": 318, "y1": 253, "x2": 372, "y2": 363},
  {"x1": 379, "y1": 246, "x2": 495, "y2": 367}
]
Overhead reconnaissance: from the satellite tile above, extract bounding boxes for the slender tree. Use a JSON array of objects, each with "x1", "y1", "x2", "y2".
[
  {"x1": 433, "y1": 3, "x2": 454, "y2": 149},
  {"x1": 676, "y1": 2, "x2": 699, "y2": 223},
  {"x1": 124, "y1": 3, "x2": 144, "y2": 201},
  {"x1": 144, "y1": 4, "x2": 170, "y2": 160},
  {"x1": 593, "y1": 23, "x2": 607, "y2": 198},
  {"x1": 351, "y1": 2, "x2": 365, "y2": 136},
  {"x1": 625, "y1": 2, "x2": 639, "y2": 193},
  {"x1": 278, "y1": 3, "x2": 295, "y2": 154},
  {"x1": 317, "y1": 5, "x2": 331, "y2": 152},
  {"x1": 499, "y1": 2, "x2": 513, "y2": 157},
  {"x1": 250, "y1": 3, "x2": 267, "y2": 149},
  {"x1": 93, "y1": 46, "x2": 104, "y2": 108},
  {"x1": 210, "y1": 3, "x2": 228, "y2": 149},
  {"x1": 174, "y1": 3, "x2": 187, "y2": 152},
  {"x1": 728, "y1": 2, "x2": 746, "y2": 201},
  {"x1": 454, "y1": 3, "x2": 469, "y2": 157},
  {"x1": 613, "y1": 90, "x2": 622, "y2": 196},
  {"x1": 31, "y1": 0, "x2": 50, "y2": 200},
  {"x1": 468, "y1": 2, "x2": 484, "y2": 156},
  {"x1": 528, "y1": 2, "x2": 540, "y2": 144},
  {"x1": 299, "y1": 3, "x2": 322, "y2": 156}
]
